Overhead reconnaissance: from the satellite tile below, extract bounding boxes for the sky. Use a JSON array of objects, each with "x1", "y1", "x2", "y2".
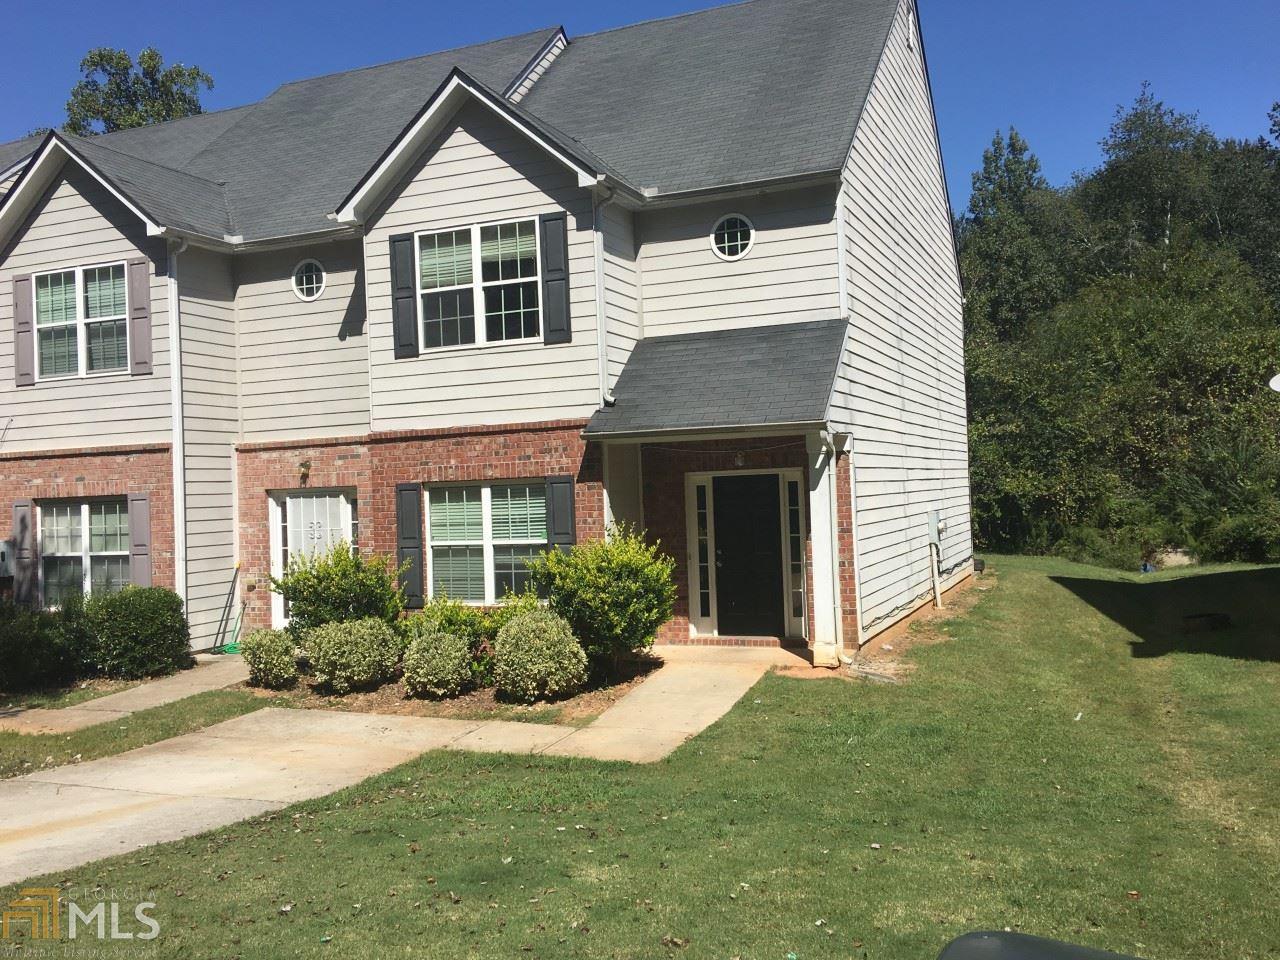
[{"x1": 1, "y1": 0, "x2": 1276, "y2": 210}]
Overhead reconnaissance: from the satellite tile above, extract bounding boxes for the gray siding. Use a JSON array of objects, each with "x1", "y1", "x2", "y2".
[
  {"x1": 635, "y1": 186, "x2": 841, "y2": 336},
  {"x1": 177, "y1": 247, "x2": 238, "y2": 647},
  {"x1": 236, "y1": 241, "x2": 370, "y2": 441},
  {"x1": 508, "y1": 34, "x2": 566, "y2": 103},
  {"x1": 832, "y1": 0, "x2": 973, "y2": 637},
  {"x1": 364, "y1": 100, "x2": 601, "y2": 430},
  {"x1": 0, "y1": 164, "x2": 171, "y2": 454},
  {"x1": 601, "y1": 201, "x2": 641, "y2": 387}
]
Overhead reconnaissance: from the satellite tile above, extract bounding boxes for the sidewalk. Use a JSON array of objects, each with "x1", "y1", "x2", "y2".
[
  {"x1": 0, "y1": 655, "x2": 249, "y2": 735},
  {"x1": 0, "y1": 646, "x2": 804, "y2": 885}
]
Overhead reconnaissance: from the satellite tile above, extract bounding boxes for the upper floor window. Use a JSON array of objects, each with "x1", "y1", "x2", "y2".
[
  {"x1": 39, "y1": 499, "x2": 130, "y2": 607},
  {"x1": 416, "y1": 218, "x2": 541, "y2": 350},
  {"x1": 711, "y1": 214, "x2": 754, "y2": 261},
  {"x1": 292, "y1": 259, "x2": 326, "y2": 301},
  {"x1": 34, "y1": 263, "x2": 128, "y2": 379}
]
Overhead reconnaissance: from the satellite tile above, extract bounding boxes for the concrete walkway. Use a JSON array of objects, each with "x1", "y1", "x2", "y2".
[
  {"x1": 0, "y1": 655, "x2": 249, "y2": 734},
  {"x1": 0, "y1": 646, "x2": 802, "y2": 885}
]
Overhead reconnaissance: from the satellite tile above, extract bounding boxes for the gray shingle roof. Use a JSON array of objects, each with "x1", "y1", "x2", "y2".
[
  {"x1": 0, "y1": 0, "x2": 899, "y2": 240},
  {"x1": 0, "y1": 135, "x2": 44, "y2": 175},
  {"x1": 584, "y1": 318, "x2": 848, "y2": 436}
]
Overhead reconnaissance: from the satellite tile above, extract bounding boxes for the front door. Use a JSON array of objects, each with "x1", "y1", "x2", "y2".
[{"x1": 712, "y1": 474, "x2": 785, "y2": 637}]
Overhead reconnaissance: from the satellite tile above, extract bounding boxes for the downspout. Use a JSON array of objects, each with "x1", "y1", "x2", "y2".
[
  {"x1": 591, "y1": 183, "x2": 616, "y2": 406},
  {"x1": 167, "y1": 238, "x2": 189, "y2": 605},
  {"x1": 822, "y1": 432, "x2": 845, "y2": 653}
]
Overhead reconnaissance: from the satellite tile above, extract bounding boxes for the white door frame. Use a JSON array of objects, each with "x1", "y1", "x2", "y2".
[
  {"x1": 267, "y1": 489, "x2": 356, "y2": 628},
  {"x1": 683, "y1": 468, "x2": 807, "y2": 640}
]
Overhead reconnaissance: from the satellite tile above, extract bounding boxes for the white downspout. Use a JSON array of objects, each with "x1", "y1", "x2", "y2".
[
  {"x1": 168, "y1": 239, "x2": 189, "y2": 605},
  {"x1": 591, "y1": 183, "x2": 616, "y2": 406}
]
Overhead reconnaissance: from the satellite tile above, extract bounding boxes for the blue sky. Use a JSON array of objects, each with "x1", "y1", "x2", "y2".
[{"x1": 1, "y1": 0, "x2": 1276, "y2": 209}]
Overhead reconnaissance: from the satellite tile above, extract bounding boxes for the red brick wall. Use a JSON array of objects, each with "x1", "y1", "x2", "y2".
[
  {"x1": 0, "y1": 443, "x2": 174, "y2": 591},
  {"x1": 835, "y1": 452, "x2": 858, "y2": 646},
  {"x1": 235, "y1": 421, "x2": 603, "y2": 630}
]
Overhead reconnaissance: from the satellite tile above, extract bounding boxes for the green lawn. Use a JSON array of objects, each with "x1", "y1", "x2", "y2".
[
  {"x1": 0, "y1": 678, "x2": 139, "y2": 711},
  {"x1": 4, "y1": 555, "x2": 1278, "y2": 959}
]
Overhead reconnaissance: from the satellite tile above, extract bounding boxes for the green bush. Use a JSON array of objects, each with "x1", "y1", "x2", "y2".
[
  {"x1": 527, "y1": 526, "x2": 676, "y2": 669},
  {"x1": 476, "y1": 591, "x2": 542, "y2": 687},
  {"x1": 271, "y1": 541, "x2": 405, "y2": 636},
  {"x1": 304, "y1": 617, "x2": 400, "y2": 694},
  {"x1": 402, "y1": 624, "x2": 472, "y2": 698},
  {"x1": 0, "y1": 602, "x2": 80, "y2": 691},
  {"x1": 85, "y1": 587, "x2": 193, "y2": 680},
  {"x1": 412, "y1": 595, "x2": 487, "y2": 646},
  {"x1": 241, "y1": 629, "x2": 298, "y2": 689},
  {"x1": 493, "y1": 609, "x2": 587, "y2": 703}
]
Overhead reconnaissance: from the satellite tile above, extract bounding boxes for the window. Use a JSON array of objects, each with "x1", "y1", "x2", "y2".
[
  {"x1": 292, "y1": 260, "x2": 326, "y2": 301},
  {"x1": 39, "y1": 499, "x2": 130, "y2": 606},
  {"x1": 711, "y1": 214, "x2": 754, "y2": 261},
  {"x1": 269, "y1": 491, "x2": 358, "y2": 626},
  {"x1": 427, "y1": 482, "x2": 547, "y2": 604},
  {"x1": 416, "y1": 219, "x2": 541, "y2": 349},
  {"x1": 34, "y1": 263, "x2": 129, "y2": 379}
]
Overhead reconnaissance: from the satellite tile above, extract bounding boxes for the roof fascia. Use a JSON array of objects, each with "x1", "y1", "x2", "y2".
[
  {"x1": 583, "y1": 420, "x2": 828, "y2": 442},
  {"x1": 334, "y1": 68, "x2": 600, "y2": 225},
  {"x1": 636, "y1": 170, "x2": 843, "y2": 208}
]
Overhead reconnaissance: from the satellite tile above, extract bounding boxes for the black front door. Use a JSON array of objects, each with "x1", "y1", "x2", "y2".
[{"x1": 712, "y1": 474, "x2": 785, "y2": 637}]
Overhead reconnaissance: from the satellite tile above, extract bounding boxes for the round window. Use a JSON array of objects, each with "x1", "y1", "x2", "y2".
[
  {"x1": 292, "y1": 259, "x2": 326, "y2": 301},
  {"x1": 711, "y1": 214, "x2": 754, "y2": 261}
]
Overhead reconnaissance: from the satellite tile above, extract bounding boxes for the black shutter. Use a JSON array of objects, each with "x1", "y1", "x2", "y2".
[
  {"x1": 389, "y1": 233, "x2": 419, "y2": 359},
  {"x1": 539, "y1": 211, "x2": 571, "y2": 344},
  {"x1": 11, "y1": 499, "x2": 37, "y2": 607},
  {"x1": 13, "y1": 274, "x2": 34, "y2": 387},
  {"x1": 127, "y1": 258, "x2": 153, "y2": 376},
  {"x1": 127, "y1": 493, "x2": 152, "y2": 587},
  {"x1": 396, "y1": 482, "x2": 424, "y2": 609},
  {"x1": 545, "y1": 476, "x2": 576, "y2": 551}
]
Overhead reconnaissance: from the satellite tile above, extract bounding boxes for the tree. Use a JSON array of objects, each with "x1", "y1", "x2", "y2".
[{"x1": 64, "y1": 47, "x2": 213, "y2": 137}]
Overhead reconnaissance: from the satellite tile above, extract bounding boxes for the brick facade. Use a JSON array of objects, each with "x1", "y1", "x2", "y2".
[{"x1": 0, "y1": 443, "x2": 175, "y2": 592}]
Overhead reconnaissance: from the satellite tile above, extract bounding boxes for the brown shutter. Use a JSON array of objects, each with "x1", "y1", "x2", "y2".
[
  {"x1": 545, "y1": 476, "x2": 576, "y2": 551},
  {"x1": 395, "y1": 482, "x2": 424, "y2": 609},
  {"x1": 127, "y1": 258, "x2": 153, "y2": 376},
  {"x1": 12, "y1": 499, "x2": 37, "y2": 607},
  {"x1": 13, "y1": 274, "x2": 34, "y2": 387},
  {"x1": 127, "y1": 493, "x2": 152, "y2": 587},
  {"x1": 539, "y1": 211, "x2": 571, "y2": 344},
  {"x1": 389, "y1": 234, "x2": 419, "y2": 359}
]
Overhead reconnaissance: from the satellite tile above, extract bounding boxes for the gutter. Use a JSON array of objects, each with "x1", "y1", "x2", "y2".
[
  {"x1": 168, "y1": 238, "x2": 189, "y2": 605},
  {"x1": 591, "y1": 182, "x2": 616, "y2": 406}
]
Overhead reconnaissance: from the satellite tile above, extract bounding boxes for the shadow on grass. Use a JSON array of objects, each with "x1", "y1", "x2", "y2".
[{"x1": 1051, "y1": 567, "x2": 1280, "y2": 662}]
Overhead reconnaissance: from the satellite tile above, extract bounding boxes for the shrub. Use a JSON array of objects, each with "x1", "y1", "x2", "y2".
[
  {"x1": 241, "y1": 629, "x2": 298, "y2": 689},
  {"x1": 412, "y1": 595, "x2": 487, "y2": 646},
  {"x1": 86, "y1": 587, "x2": 193, "y2": 680},
  {"x1": 0, "y1": 602, "x2": 79, "y2": 691},
  {"x1": 271, "y1": 542, "x2": 405, "y2": 636},
  {"x1": 527, "y1": 525, "x2": 676, "y2": 669},
  {"x1": 476, "y1": 591, "x2": 542, "y2": 687},
  {"x1": 402, "y1": 625, "x2": 472, "y2": 698},
  {"x1": 304, "y1": 617, "x2": 400, "y2": 694},
  {"x1": 493, "y1": 609, "x2": 587, "y2": 703}
]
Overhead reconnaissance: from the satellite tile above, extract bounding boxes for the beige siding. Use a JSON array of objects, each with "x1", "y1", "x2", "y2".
[
  {"x1": 508, "y1": 33, "x2": 566, "y2": 103},
  {"x1": 635, "y1": 186, "x2": 841, "y2": 336},
  {"x1": 0, "y1": 163, "x2": 171, "y2": 454},
  {"x1": 177, "y1": 247, "x2": 238, "y2": 647},
  {"x1": 364, "y1": 100, "x2": 601, "y2": 430},
  {"x1": 832, "y1": 0, "x2": 972, "y2": 638},
  {"x1": 236, "y1": 242, "x2": 370, "y2": 441},
  {"x1": 601, "y1": 202, "x2": 641, "y2": 386}
]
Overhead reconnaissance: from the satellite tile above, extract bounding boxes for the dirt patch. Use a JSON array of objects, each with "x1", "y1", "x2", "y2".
[{"x1": 245, "y1": 658, "x2": 661, "y2": 727}]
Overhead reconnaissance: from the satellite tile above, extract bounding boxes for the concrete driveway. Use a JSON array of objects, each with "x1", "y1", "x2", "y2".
[{"x1": 0, "y1": 646, "x2": 804, "y2": 886}]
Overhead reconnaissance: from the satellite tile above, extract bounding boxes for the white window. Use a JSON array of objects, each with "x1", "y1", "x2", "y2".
[
  {"x1": 33, "y1": 262, "x2": 129, "y2": 379},
  {"x1": 710, "y1": 214, "x2": 754, "y2": 261},
  {"x1": 292, "y1": 259, "x2": 326, "y2": 301},
  {"x1": 415, "y1": 218, "x2": 541, "y2": 350},
  {"x1": 38, "y1": 499, "x2": 130, "y2": 607},
  {"x1": 268, "y1": 491, "x2": 358, "y2": 626},
  {"x1": 426, "y1": 482, "x2": 546, "y2": 604}
]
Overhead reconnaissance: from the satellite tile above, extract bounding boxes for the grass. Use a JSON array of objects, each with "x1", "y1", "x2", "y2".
[
  {"x1": 0, "y1": 689, "x2": 284, "y2": 780},
  {"x1": 4, "y1": 555, "x2": 1278, "y2": 959},
  {"x1": 0, "y1": 678, "x2": 139, "y2": 711}
]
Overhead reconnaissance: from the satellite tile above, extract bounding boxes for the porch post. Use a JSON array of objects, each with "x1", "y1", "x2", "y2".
[{"x1": 806, "y1": 432, "x2": 842, "y2": 667}]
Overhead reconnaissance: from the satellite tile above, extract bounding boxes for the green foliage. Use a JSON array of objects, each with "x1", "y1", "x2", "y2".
[
  {"x1": 411, "y1": 595, "x2": 487, "y2": 647},
  {"x1": 85, "y1": 587, "x2": 193, "y2": 680},
  {"x1": 303, "y1": 618, "x2": 400, "y2": 695},
  {"x1": 64, "y1": 47, "x2": 213, "y2": 136},
  {"x1": 240, "y1": 629, "x2": 298, "y2": 690},
  {"x1": 960, "y1": 91, "x2": 1280, "y2": 567},
  {"x1": 0, "y1": 602, "x2": 80, "y2": 691},
  {"x1": 526, "y1": 526, "x2": 676, "y2": 667},
  {"x1": 493, "y1": 609, "x2": 587, "y2": 703},
  {"x1": 271, "y1": 542, "x2": 405, "y2": 636},
  {"x1": 402, "y1": 627, "x2": 472, "y2": 699}
]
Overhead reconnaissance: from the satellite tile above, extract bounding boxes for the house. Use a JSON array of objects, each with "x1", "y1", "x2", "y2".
[{"x1": 0, "y1": 0, "x2": 973, "y2": 665}]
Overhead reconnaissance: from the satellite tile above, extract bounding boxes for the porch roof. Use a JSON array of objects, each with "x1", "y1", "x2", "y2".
[{"x1": 584, "y1": 318, "x2": 848, "y2": 438}]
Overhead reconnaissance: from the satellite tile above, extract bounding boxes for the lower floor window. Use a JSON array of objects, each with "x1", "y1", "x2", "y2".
[
  {"x1": 427, "y1": 482, "x2": 546, "y2": 604},
  {"x1": 271, "y1": 491, "x2": 358, "y2": 624},
  {"x1": 40, "y1": 499, "x2": 130, "y2": 606}
]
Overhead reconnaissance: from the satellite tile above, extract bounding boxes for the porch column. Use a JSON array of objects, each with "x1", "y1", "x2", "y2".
[
  {"x1": 806, "y1": 432, "x2": 842, "y2": 667},
  {"x1": 602, "y1": 442, "x2": 644, "y2": 532}
]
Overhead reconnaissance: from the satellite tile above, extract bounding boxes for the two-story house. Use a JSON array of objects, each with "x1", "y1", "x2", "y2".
[{"x1": 0, "y1": 0, "x2": 973, "y2": 667}]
